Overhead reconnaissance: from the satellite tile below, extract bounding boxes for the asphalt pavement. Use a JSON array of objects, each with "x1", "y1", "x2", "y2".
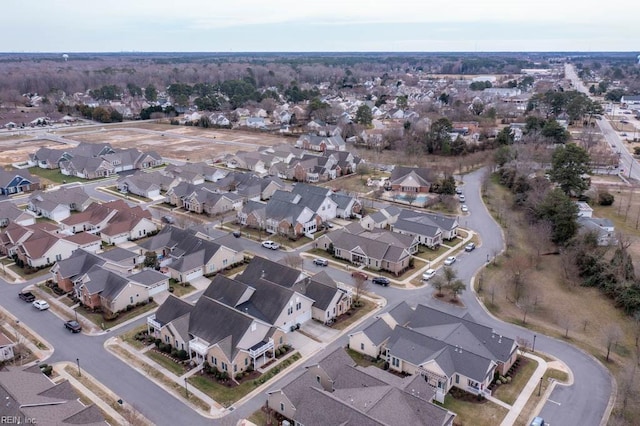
[{"x1": 0, "y1": 166, "x2": 613, "y2": 426}]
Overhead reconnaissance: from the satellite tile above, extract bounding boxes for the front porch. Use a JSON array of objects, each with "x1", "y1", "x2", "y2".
[
  {"x1": 189, "y1": 337, "x2": 211, "y2": 364},
  {"x1": 249, "y1": 338, "x2": 275, "y2": 370}
]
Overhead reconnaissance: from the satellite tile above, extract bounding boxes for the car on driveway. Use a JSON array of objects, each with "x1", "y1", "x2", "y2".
[
  {"x1": 32, "y1": 300, "x2": 50, "y2": 311},
  {"x1": 19, "y1": 291, "x2": 36, "y2": 302},
  {"x1": 64, "y1": 320, "x2": 82, "y2": 333},
  {"x1": 372, "y1": 276, "x2": 390, "y2": 286},
  {"x1": 461, "y1": 204, "x2": 468, "y2": 212},
  {"x1": 443, "y1": 256, "x2": 456, "y2": 266},
  {"x1": 351, "y1": 270, "x2": 368, "y2": 281},
  {"x1": 313, "y1": 258, "x2": 329, "y2": 266},
  {"x1": 465, "y1": 242, "x2": 476, "y2": 252},
  {"x1": 422, "y1": 269, "x2": 436, "y2": 280},
  {"x1": 261, "y1": 240, "x2": 280, "y2": 250}
]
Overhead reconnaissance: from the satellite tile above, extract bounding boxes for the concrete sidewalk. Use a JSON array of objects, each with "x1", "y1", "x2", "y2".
[{"x1": 500, "y1": 352, "x2": 548, "y2": 426}]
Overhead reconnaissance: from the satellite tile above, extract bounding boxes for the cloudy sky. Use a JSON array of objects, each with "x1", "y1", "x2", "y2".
[{"x1": 4, "y1": 0, "x2": 639, "y2": 52}]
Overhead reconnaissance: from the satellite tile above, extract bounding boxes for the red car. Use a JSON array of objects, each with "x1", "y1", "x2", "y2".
[{"x1": 351, "y1": 270, "x2": 368, "y2": 281}]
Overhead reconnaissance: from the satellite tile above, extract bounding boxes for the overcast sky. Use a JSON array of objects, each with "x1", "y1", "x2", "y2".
[{"x1": 4, "y1": 0, "x2": 639, "y2": 52}]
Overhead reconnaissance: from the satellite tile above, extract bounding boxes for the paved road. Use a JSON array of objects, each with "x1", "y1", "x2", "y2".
[
  {"x1": 564, "y1": 63, "x2": 640, "y2": 181},
  {"x1": 0, "y1": 167, "x2": 613, "y2": 426}
]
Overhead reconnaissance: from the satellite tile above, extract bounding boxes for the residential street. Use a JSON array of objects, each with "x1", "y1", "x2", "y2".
[{"x1": 0, "y1": 166, "x2": 613, "y2": 426}]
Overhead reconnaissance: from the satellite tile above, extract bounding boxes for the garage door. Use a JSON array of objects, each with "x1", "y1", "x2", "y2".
[
  {"x1": 148, "y1": 282, "x2": 168, "y2": 297},
  {"x1": 183, "y1": 269, "x2": 203, "y2": 283},
  {"x1": 295, "y1": 310, "x2": 312, "y2": 325}
]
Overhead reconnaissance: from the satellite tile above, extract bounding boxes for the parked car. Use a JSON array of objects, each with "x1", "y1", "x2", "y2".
[
  {"x1": 351, "y1": 270, "x2": 368, "y2": 281},
  {"x1": 372, "y1": 276, "x2": 390, "y2": 286},
  {"x1": 465, "y1": 242, "x2": 476, "y2": 252},
  {"x1": 32, "y1": 300, "x2": 50, "y2": 311},
  {"x1": 422, "y1": 269, "x2": 436, "y2": 280},
  {"x1": 261, "y1": 240, "x2": 280, "y2": 250},
  {"x1": 444, "y1": 256, "x2": 457, "y2": 266},
  {"x1": 459, "y1": 194, "x2": 465, "y2": 202},
  {"x1": 313, "y1": 258, "x2": 329, "y2": 266},
  {"x1": 530, "y1": 417, "x2": 545, "y2": 426},
  {"x1": 64, "y1": 320, "x2": 82, "y2": 333},
  {"x1": 455, "y1": 187, "x2": 463, "y2": 195},
  {"x1": 461, "y1": 205, "x2": 469, "y2": 212},
  {"x1": 322, "y1": 222, "x2": 334, "y2": 229},
  {"x1": 18, "y1": 291, "x2": 36, "y2": 303},
  {"x1": 162, "y1": 215, "x2": 175, "y2": 224},
  {"x1": 232, "y1": 230, "x2": 241, "y2": 238}
]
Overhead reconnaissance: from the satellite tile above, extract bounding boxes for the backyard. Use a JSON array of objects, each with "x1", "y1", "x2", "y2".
[{"x1": 77, "y1": 301, "x2": 157, "y2": 329}]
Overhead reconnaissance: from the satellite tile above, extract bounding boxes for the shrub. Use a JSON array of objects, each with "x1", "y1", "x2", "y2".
[
  {"x1": 126, "y1": 304, "x2": 134, "y2": 312},
  {"x1": 506, "y1": 376, "x2": 512, "y2": 383},
  {"x1": 275, "y1": 349, "x2": 281, "y2": 357},
  {"x1": 235, "y1": 373, "x2": 243, "y2": 380},
  {"x1": 597, "y1": 191, "x2": 614, "y2": 206},
  {"x1": 171, "y1": 349, "x2": 179, "y2": 358},
  {"x1": 177, "y1": 349, "x2": 188, "y2": 360}
]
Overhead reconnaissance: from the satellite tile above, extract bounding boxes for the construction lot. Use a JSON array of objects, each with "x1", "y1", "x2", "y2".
[{"x1": 0, "y1": 123, "x2": 295, "y2": 166}]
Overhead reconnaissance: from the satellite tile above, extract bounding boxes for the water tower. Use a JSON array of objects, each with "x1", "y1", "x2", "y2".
[{"x1": 62, "y1": 53, "x2": 69, "y2": 61}]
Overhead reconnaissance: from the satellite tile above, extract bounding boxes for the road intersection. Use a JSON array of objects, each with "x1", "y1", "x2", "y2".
[{"x1": 0, "y1": 166, "x2": 613, "y2": 426}]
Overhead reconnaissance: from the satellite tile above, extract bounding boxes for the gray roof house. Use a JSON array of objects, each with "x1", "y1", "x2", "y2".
[
  {"x1": 0, "y1": 203, "x2": 35, "y2": 227},
  {"x1": 0, "y1": 365, "x2": 107, "y2": 425},
  {"x1": 395, "y1": 209, "x2": 459, "y2": 241},
  {"x1": 267, "y1": 347, "x2": 455, "y2": 426},
  {"x1": 27, "y1": 187, "x2": 92, "y2": 221},
  {"x1": 349, "y1": 302, "x2": 519, "y2": 400}
]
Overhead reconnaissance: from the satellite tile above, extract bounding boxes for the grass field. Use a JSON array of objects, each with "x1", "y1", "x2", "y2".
[
  {"x1": 480, "y1": 174, "x2": 640, "y2": 423},
  {"x1": 439, "y1": 394, "x2": 508, "y2": 426},
  {"x1": 27, "y1": 167, "x2": 86, "y2": 185}
]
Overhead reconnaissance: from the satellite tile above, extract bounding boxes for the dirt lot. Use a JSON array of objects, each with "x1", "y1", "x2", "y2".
[{"x1": 0, "y1": 124, "x2": 296, "y2": 166}]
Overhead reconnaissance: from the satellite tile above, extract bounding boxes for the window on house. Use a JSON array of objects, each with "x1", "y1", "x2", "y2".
[
  {"x1": 165, "y1": 336, "x2": 170, "y2": 343},
  {"x1": 212, "y1": 357, "x2": 217, "y2": 365},
  {"x1": 279, "y1": 336, "x2": 283, "y2": 345},
  {"x1": 280, "y1": 403, "x2": 284, "y2": 412},
  {"x1": 296, "y1": 302, "x2": 301, "y2": 310},
  {"x1": 360, "y1": 343, "x2": 364, "y2": 351},
  {"x1": 221, "y1": 362, "x2": 227, "y2": 371},
  {"x1": 455, "y1": 374, "x2": 459, "y2": 384},
  {"x1": 316, "y1": 376, "x2": 321, "y2": 383},
  {"x1": 130, "y1": 296, "x2": 133, "y2": 304},
  {"x1": 234, "y1": 364, "x2": 237, "y2": 372},
  {"x1": 245, "y1": 358, "x2": 248, "y2": 366}
]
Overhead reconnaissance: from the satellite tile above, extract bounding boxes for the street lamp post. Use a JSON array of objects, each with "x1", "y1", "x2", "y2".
[
  {"x1": 185, "y1": 378, "x2": 189, "y2": 398},
  {"x1": 538, "y1": 377, "x2": 543, "y2": 396},
  {"x1": 486, "y1": 254, "x2": 490, "y2": 263},
  {"x1": 532, "y1": 334, "x2": 537, "y2": 352},
  {"x1": 76, "y1": 358, "x2": 81, "y2": 377}
]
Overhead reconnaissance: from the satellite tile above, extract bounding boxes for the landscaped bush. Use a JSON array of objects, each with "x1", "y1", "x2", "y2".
[
  {"x1": 39, "y1": 364, "x2": 53, "y2": 376},
  {"x1": 597, "y1": 191, "x2": 614, "y2": 206},
  {"x1": 177, "y1": 349, "x2": 188, "y2": 360},
  {"x1": 126, "y1": 304, "x2": 134, "y2": 311}
]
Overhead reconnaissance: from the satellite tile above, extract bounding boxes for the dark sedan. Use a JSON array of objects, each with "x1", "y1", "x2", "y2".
[
  {"x1": 64, "y1": 320, "x2": 82, "y2": 333},
  {"x1": 19, "y1": 291, "x2": 36, "y2": 303}
]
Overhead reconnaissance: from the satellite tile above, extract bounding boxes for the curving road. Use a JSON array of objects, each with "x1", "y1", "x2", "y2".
[{"x1": 0, "y1": 166, "x2": 613, "y2": 426}]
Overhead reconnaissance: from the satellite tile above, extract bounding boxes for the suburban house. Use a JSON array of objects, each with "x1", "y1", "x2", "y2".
[
  {"x1": 239, "y1": 257, "x2": 352, "y2": 324},
  {"x1": 202, "y1": 273, "x2": 315, "y2": 331},
  {"x1": 170, "y1": 183, "x2": 243, "y2": 216},
  {"x1": 315, "y1": 226, "x2": 417, "y2": 275},
  {"x1": 0, "y1": 365, "x2": 107, "y2": 425},
  {"x1": 0, "y1": 169, "x2": 40, "y2": 196},
  {"x1": 389, "y1": 166, "x2": 432, "y2": 193},
  {"x1": 360, "y1": 205, "x2": 401, "y2": 230},
  {"x1": 0, "y1": 332, "x2": 16, "y2": 361},
  {"x1": 578, "y1": 216, "x2": 617, "y2": 246},
  {"x1": 60, "y1": 200, "x2": 155, "y2": 241},
  {"x1": 148, "y1": 294, "x2": 287, "y2": 373},
  {"x1": 349, "y1": 302, "x2": 518, "y2": 401},
  {"x1": 27, "y1": 186, "x2": 92, "y2": 221},
  {"x1": 266, "y1": 347, "x2": 455, "y2": 426},
  {"x1": 238, "y1": 199, "x2": 322, "y2": 238},
  {"x1": 138, "y1": 226, "x2": 244, "y2": 283},
  {"x1": 0, "y1": 222, "x2": 98, "y2": 268},
  {"x1": 295, "y1": 134, "x2": 346, "y2": 152},
  {"x1": 31, "y1": 142, "x2": 162, "y2": 179},
  {"x1": 116, "y1": 172, "x2": 162, "y2": 199},
  {"x1": 164, "y1": 162, "x2": 227, "y2": 183},
  {"x1": 74, "y1": 264, "x2": 167, "y2": 313},
  {"x1": 0, "y1": 203, "x2": 35, "y2": 227},
  {"x1": 51, "y1": 249, "x2": 107, "y2": 293}
]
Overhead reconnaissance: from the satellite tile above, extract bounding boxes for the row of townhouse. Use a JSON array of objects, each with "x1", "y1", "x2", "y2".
[
  {"x1": 224, "y1": 143, "x2": 362, "y2": 183},
  {"x1": 349, "y1": 302, "x2": 518, "y2": 401},
  {"x1": 266, "y1": 347, "x2": 455, "y2": 426},
  {"x1": 28, "y1": 142, "x2": 163, "y2": 179},
  {"x1": 51, "y1": 248, "x2": 168, "y2": 315},
  {"x1": 0, "y1": 199, "x2": 158, "y2": 268},
  {"x1": 361, "y1": 205, "x2": 459, "y2": 248},
  {"x1": 148, "y1": 256, "x2": 353, "y2": 375},
  {"x1": 27, "y1": 186, "x2": 93, "y2": 221},
  {"x1": 237, "y1": 183, "x2": 362, "y2": 238}
]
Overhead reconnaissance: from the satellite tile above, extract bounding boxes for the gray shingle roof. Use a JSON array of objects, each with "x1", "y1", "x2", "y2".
[
  {"x1": 398, "y1": 209, "x2": 457, "y2": 232},
  {"x1": 128, "y1": 269, "x2": 167, "y2": 286},
  {"x1": 203, "y1": 275, "x2": 253, "y2": 307},
  {"x1": 235, "y1": 279, "x2": 296, "y2": 325},
  {"x1": 99, "y1": 247, "x2": 137, "y2": 263},
  {"x1": 55, "y1": 249, "x2": 105, "y2": 280},
  {"x1": 154, "y1": 295, "x2": 193, "y2": 326},
  {"x1": 238, "y1": 256, "x2": 303, "y2": 289},
  {"x1": 359, "y1": 317, "x2": 393, "y2": 345}
]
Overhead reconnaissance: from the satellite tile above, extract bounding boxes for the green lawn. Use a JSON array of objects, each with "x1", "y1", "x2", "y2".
[
  {"x1": 120, "y1": 325, "x2": 152, "y2": 351},
  {"x1": 492, "y1": 357, "x2": 538, "y2": 405},
  {"x1": 9, "y1": 264, "x2": 52, "y2": 279},
  {"x1": 77, "y1": 302, "x2": 157, "y2": 329},
  {"x1": 226, "y1": 225, "x2": 315, "y2": 250},
  {"x1": 28, "y1": 167, "x2": 86, "y2": 184},
  {"x1": 413, "y1": 245, "x2": 450, "y2": 262},
  {"x1": 169, "y1": 283, "x2": 197, "y2": 298},
  {"x1": 189, "y1": 352, "x2": 302, "y2": 407},
  {"x1": 363, "y1": 258, "x2": 426, "y2": 281},
  {"x1": 146, "y1": 350, "x2": 187, "y2": 376},
  {"x1": 438, "y1": 394, "x2": 508, "y2": 426},
  {"x1": 334, "y1": 299, "x2": 377, "y2": 331},
  {"x1": 345, "y1": 347, "x2": 385, "y2": 368}
]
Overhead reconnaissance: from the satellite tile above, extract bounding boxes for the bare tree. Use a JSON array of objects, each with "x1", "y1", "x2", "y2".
[
  {"x1": 530, "y1": 221, "x2": 552, "y2": 268},
  {"x1": 507, "y1": 254, "x2": 530, "y2": 303},
  {"x1": 604, "y1": 325, "x2": 623, "y2": 362},
  {"x1": 404, "y1": 193, "x2": 417, "y2": 206},
  {"x1": 352, "y1": 275, "x2": 369, "y2": 305},
  {"x1": 432, "y1": 276, "x2": 445, "y2": 297},
  {"x1": 516, "y1": 336, "x2": 532, "y2": 353},
  {"x1": 283, "y1": 254, "x2": 303, "y2": 271},
  {"x1": 447, "y1": 279, "x2": 466, "y2": 300},
  {"x1": 556, "y1": 313, "x2": 572, "y2": 339}
]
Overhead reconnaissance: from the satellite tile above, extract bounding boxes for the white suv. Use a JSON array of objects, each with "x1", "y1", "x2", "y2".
[
  {"x1": 422, "y1": 269, "x2": 436, "y2": 280},
  {"x1": 261, "y1": 240, "x2": 280, "y2": 250}
]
